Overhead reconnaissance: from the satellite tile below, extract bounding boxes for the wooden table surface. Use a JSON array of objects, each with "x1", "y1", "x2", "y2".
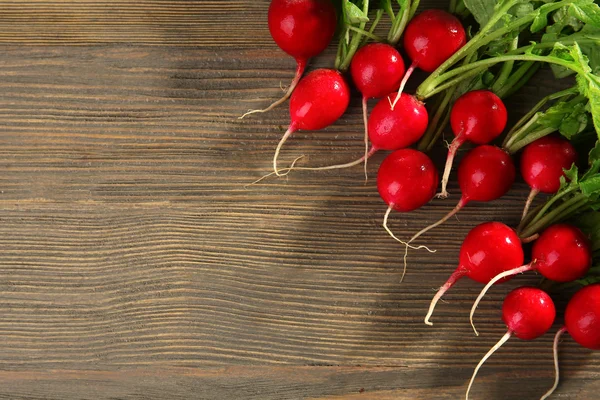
[{"x1": 0, "y1": 1, "x2": 598, "y2": 399}]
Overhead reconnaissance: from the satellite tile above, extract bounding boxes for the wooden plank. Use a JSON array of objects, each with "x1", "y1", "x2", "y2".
[{"x1": 1, "y1": 365, "x2": 600, "y2": 400}]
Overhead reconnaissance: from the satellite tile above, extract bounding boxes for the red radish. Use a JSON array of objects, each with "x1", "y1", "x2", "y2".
[
  {"x1": 541, "y1": 284, "x2": 600, "y2": 399},
  {"x1": 256, "y1": 92, "x2": 427, "y2": 181},
  {"x1": 520, "y1": 136, "x2": 578, "y2": 219},
  {"x1": 470, "y1": 224, "x2": 591, "y2": 335},
  {"x1": 378, "y1": 149, "x2": 439, "y2": 281},
  {"x1": 409, "y1": 145, "x2": 515, "y2": 244},
  {"x1": 424, "y1": 221, "x2": 524, "y2": 325},
  {"x1": 390, "y1": 9, "x2": 466, "y2": 108},
  {"x1": 467, "y1": 287, "x2": 555, "y2": 400},
  {"x1": 438, "y1": 90, "x2": 508, "y2": 198},
  {"x1": 241, "y1": 0, "x2": 337, "y2": 118},
  {"x1": 350, "y1": 43, "x2": 406, "y2": 178},
  {"x1": 273, "y1": 68, "x2": 350, "y2": 175}
]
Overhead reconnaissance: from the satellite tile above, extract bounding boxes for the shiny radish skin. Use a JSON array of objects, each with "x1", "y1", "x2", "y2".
[
  {"x1": 541, "y1": 284, "x2": 600, "y2": 400},
  {"x1": 503, "y1": 286, "x2": 556, "y2": 340},
  {"x1": 273, "y1": 69, "x2": 350, "y2": 174},
  {"x1": 403, "y1": 9, "x2": 466, "y2": 73},
  {"x1": 368, "y1": 93, "x2": 429, "y2": 151},
  {"x1": 268, "y1": 0, "x2": 337, "y2": 60},
  {"x1": 458, "y1": 145, "x2": 515, "y2": 202},
  {"x1": 389, "y1": 9, "x2": 465, "y2": 109},
  {"x1": 450, "y1": 90, "x2": 508, "y2": 145},
  {"x1": 409, "y1": 146, "x2": 515, "y2": 246},
  {"x1": 289, "y1": 69, "x2": 350, "y2": 131},
  {"x1": 466, "y1": 287, "x2": 555, "y2": 400},
  {"x1": 377, "y1": 149, "x2": 439, "y2": 213},
  {"x1": 533, "y1": 224, "x2": 591, "y2": 282},
  {"x1": 350, "y1": 43, "x2": 406, "y2": 178},
  {"x1": 520, "y1": 136, "x2": 578, "y2": 218},
  {"x1": 241, "y1": 0, "x2": 336, "y2": 118},
  {"x1": 565, "y1": 283, "x2": 600, "y2": 350},
  {"x1": 423, "y1": 222, "x2": 524, "y2": 326},
  {"x1": 470, "y1": 224, "x2": 591, "y2": 336},
  {"x1": 350, "y1": 43, "x2": 406, "y2": 99},
  {"x1": 439, "y1": 90, "x2": 508, "y2": 198}
]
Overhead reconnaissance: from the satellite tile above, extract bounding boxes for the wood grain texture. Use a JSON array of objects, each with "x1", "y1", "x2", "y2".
[{"x1": 0, "y1": 1, "x2": 598, "y2": 399}]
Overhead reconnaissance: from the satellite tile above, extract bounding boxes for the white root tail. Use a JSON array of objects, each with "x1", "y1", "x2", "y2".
[
  {"x1": 409, "y1": 198, "x2": 466, "y2": 245},
  {"x1": 424, "y1": 269, "x2": 466, "y2": 326},
  {"x1": 466, "y1": 331, "x2": 512, "y2": 400},
  {"x1": 437, "y1": 135, "x2": 465, "y2": 199},
  {"x1": 362, "y1": 96, "x2": 370, "y2": 182},
  {"x1": 470, "y1": 263, "x2": 533, "y2": 336},
  {"x1": 240, "y1": 59, "x2": 306, "y2": 119},
  {"x1": 273, "y1": 126, "x2": 296, "y2": 176},
  {"x1": 383, "y1": 206, "x2": 436, "y2": 283},
  {"x1": 521, "y1": 188, "x2": 540, "y2": 221},
  {"x1": 390, "y1": 62, "x2": 417, "y2": 110},
  {"x1": 540, "y1": 326, "x2": 567, "y2": 400}
]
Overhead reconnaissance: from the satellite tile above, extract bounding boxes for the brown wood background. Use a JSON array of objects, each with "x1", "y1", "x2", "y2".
[{"x1": 0, "y1": 1, "x2": 598, "y2": 399}]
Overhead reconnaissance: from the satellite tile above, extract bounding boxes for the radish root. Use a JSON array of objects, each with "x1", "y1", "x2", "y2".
[
  {"x1": 409, "y1": 198, "x2": 466, "y2": 244},
  {"x1": 521, "y1": 188, "x2": 540, "y2": 221},
  {"x1": 470, "y1": 263, "x2": 534, "y2": 336},
  {"x1": 273, "y1": 126, "x2": 297, "y2": 175},
  {"x1": 540, "y1": 326, "x2": 567, "y2": 400},
  {"x1": 437, "y1": 135, "x2": 465, "y2": 199},
  {"x1": 390, "y1": 61, "x2": 417, "y2": 110},
  {"x1": 424, "y1": 269, "x2": 466, "y2": 326},
  {"x1": 240, "y1": 59, "x2": 306, "y2": 119},
  {"x1": 383, "y1": 206, "x2": 436, "y2": 282},
  {"x1": 245, "y1": 155, "x2": 306, "y2": 188},
  {"x1": 466, "y1": 331, "x2": 512, "y2": 400},
  {"x1": 362, "y1": 96, "x2": 370, "y2": 182}
]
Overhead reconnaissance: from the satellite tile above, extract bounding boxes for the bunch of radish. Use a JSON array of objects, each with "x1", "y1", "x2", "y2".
[{"x1": 243, "y1": 0, "x2": 600, "y2": 397}]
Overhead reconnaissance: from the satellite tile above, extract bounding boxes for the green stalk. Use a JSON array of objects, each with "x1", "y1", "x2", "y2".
[
  {"x1": 338, "y1": 0, "x2": 370, "y2": 71},
  {"x1": 409, "y1": 0, "x2": 420, "y2": 20},
  {"x1": 520, "y1": 194, "x2": 589, "y2": 238},
  {"x1": 361, "y1": 9, "x2": 384, "y2": 47},
  {"x1": 417, "y1": 88, "x2": 455, "y2": 152},
  {"x1": 349, "y1": 26, "x2": 383, "y2": 42},
  {"x1": 507, "y1": 127, "x2": 557, "y2": 153},
  {"x1": 491, "y1": 36, "x2": 520, "y2": 94},
  {"x1": 417, "y1": 53, "x2": 587, "y2": 100},
  {"x1": 520, "y1": 187, "x2": 578, "y2": 232},
  {"x1": 419, "y1": 65, "x2": 489, "y2": 99},
  {"x1": 495, "y1": 61, "x2": 539, "y2": 99},
  {"x1": 388, "y1": 0, "x2": 412, "y2": 45}
]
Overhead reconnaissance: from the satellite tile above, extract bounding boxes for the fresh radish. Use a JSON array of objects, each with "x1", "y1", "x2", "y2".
[
  {"x1": 520, "y1": 136, "x2": 578, "y2": 219},
  {"x1": 542, "y1": 284, "x2": 600, "y2": 399},
  {"x1": 273, "y1": 68, "x2": 350, "y2": 175},
  {"x1": 257, "y1": 91, "x2": 427, "y2": 181},
  {"x1": 390, "y1": 9, "x2": 466, "y2": 108},
  {"x1": 378, "y1": 149, "x2": 438, "y2": 281},
  {"x1": 241, "y1": 0, "x2": 337, "y2": 118},
  {"x1": 467, "y1": 287, "x2": 556, "y2": 400},
  {"x1": 470, "y1": 224, "x2": 591, "y2": 335},
  {"x1": 409, "y1": 145, "x2": 515, "y2": 244},
  {"x1": 424, "y1": 221, "x2": 524, "y2": 325},
  {"x1": 438, "y1": 90, "x2": 508, "y2": 198},
  {"x1": 350, "y1": 43, "x2": 406, "y2": 177}
]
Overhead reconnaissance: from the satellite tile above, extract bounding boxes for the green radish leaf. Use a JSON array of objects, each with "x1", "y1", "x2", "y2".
[
  {"x1": 463, "y1": 0, "x2": 497, "y2": 26},
  {"x1": 546, "y1": 5, "x2": 584, "y2": 34},
  {"x1": 581, "y1": 174, "x2": 600, "y2": 196},
  {"x1": 344, "y1": 0, "x2": 369, "y2": 24},
  {"x1": 560, "y1": 164, "x2": 579, "y2": 189},
  {"x1": 568, "y1": 1, "x2": 600, "y2": 28},
  {"x1": 588, "y1": 140, "x2": 600, "y2": 163}
]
